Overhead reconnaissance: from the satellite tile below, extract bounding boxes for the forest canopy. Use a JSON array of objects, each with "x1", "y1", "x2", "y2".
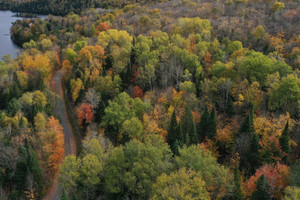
[{"x1": 0, "y1": 0, "x2": 300, "y2": 199}]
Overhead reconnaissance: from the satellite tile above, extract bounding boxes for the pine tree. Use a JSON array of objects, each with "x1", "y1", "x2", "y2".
[
  {"x1": 61, "y1": 189, "x2": 70, "y2": 200},
  {"x1": 239, "y1": 105, "x2": 254, "y2": 135},
  {"x1": 184, "y1": 131, "x2": 190, "y2": 146},
  {"x1": 279, "y1": 121, "x2": 290, "y2": 163},
  {"x1": 251, "y1": 175, "x2": 271, "y2": 200},
  {"x1": 239, "y1": 106, "x2": 258, "y2": 174},
  {"x1": 226, "y1": 97, "x2": 234, "y2": 117},
  {"x1": 130, "y1": 37, "x2": 137, "y2": 67},
  {"x1": 182, "y1": 106, "x2": 197, "y2": 145},
  {"x1": 26, "y1": 141, "x2": 42, "y2": 189},
  {"x1": 198, "y1": 105, "x2": 210, "y2": 142},
  {"x1": 239, "y1": 115, "x2": 252, "y2": 135},
  {"x1": 167, "y1": 110, "x2": 182, "y2": 155},
  {"x1": 233, "y1": 168, "x2": 243, "y2": 200},
  {"x1": 13, "y1": 145, "x2": 28, "y2": 193},
  {"x1": 247, "y1": 132, "x2": 260, "y2": 175},
  {"x1": 207, "y1": 106, "x2": 217, "y2": 140}
]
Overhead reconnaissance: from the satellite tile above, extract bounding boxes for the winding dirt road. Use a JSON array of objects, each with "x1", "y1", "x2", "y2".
[{"x1": 43, "y1": 70, "x2": 77, "y2": 200}]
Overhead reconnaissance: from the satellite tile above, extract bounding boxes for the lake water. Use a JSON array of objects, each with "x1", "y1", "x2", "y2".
[{"x1": 0, "y1": 10, "x2": 23, "y2": 60}]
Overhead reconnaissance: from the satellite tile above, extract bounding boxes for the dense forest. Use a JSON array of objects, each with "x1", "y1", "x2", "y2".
[
  {"x1": 0, "y1": 0, "x2": 300, "y2": 199},
  {"x1": 1, "y1": 0, "x2": 163, "y2": 15}
]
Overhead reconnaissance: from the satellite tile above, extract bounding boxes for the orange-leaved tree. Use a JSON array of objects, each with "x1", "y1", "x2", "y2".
[
  {"x1": 76, "y1": 103, "x2": 94, "y2": 127},
  {"x1": 246, "y1": 163, "x2": 289, "y2": 199},
  {"x1": 47, "y1": 116, "x2": 65, "y2": 172}
]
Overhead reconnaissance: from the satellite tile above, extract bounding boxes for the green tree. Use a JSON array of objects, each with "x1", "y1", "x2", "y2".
[
  {"x1": 182, "y1": 106, "x2": 197, "y2": 145},
  {"x1": 290, "y1": 160, "x2": 300, "y2": 187},
  {"x1": 65, "y1": 48, "x2": 77, "y2": 65},
  {"x1": 175, "y1": 145, "x2": 228, "y2": 199},
  {"x1": 198, "y1": 105, "x2": 210, "y2": 142},
  {"x1": 61, "y1": 189, "x2": 70, "y2": 200},
  {"x1": 173, "y1": 17, "x2": 212, "y2": 40},
  {"x1": 166, "y1": 110, "x2": 182, "y2": 155},
  {"x1": 82, "y1": 138, "x2": 104, "y2": 161},
  {"x1": 207, "y1": 106, "x2": 217, "y2": 140},
  {"x1": 104, "y1": 135, "x2": 172, "y2": 199},
  {"x1": 150, "y1": 168, "x2": 210, "y2": 200},
  {"x1": 226, "y1": 97, "x2": 234, "y2": 117},
  {"x1": 79, "y1": 154, "x2": 102, "y2": 196},
  {"x1": 13, "y1": 145, "x2": 28, "y2": 194},
  {"x1": 26, "y1": 142, "x2": 42, "y2": 192},
  {"x1": 232, "y1": 168, "x2": 243, "y2": 200},
  {"x1": 268, "y1": 75, "x2": 299, "y2": 114},
  {"x1": 247, "y1": 132, "x2": 260, "y2": 174},
  {"x1": 121, "y1": 117, "x2": 143, "y2": 142},
  {"x1": 279, "y1": 121, "x2": 290, "y2": 163},
  {"x1": 272, "y1": 2, "x2": 285, "y2": 12},
  {"x1": 251, "y1": 175, "x2": 271, "y2": 200},
  {"x1": 239, "y1": 50, "x2": 274, "y2": 86},
  {"x1": 59, "y1": 155, "x2": 80, "y2": 193},
  {"x1": 239, "y1": 107, "x2": 254, "y2": 136},
  {"x1": 98, "y1": 29, "x2": 133, "y2": 73},
  {"x1": 227, "y1": 41, "x2": 243, "y2": 55},
  {"x1": 102, "y1": 92, "x2": 150, "y2": 144}
]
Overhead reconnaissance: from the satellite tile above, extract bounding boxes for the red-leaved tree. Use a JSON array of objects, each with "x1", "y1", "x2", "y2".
[
  {"x1": 76, "y1": 103, "x2": 94, "y2": 127},
  {"x1": 132, "y1": 86, "x2": 144, "y2": 99},
  {"x1": 246, "y1": 163, "x2": 289, "y2": 199}
]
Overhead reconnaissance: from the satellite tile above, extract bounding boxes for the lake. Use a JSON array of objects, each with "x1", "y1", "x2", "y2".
[
  {"x1": 0, "y1": 10, "x2": 23, "y2": 60},
  {"x1": 0, "y1": 10, "x2": 45, "y2": 60}
]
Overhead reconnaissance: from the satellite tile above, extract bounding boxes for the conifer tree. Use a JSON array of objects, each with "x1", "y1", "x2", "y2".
[
  {"x1": 184, "y1": 131, "x2": 191, "y2": 146},
  {"x1": 251, "y1": 175, "x2": 271, "y2": 200},
  {"x1": 207, "y1": 106, "x2": 217, "y2": 140},
  {"x1": 247, "y1": 132, "x2": 260, "y2": 174},
  {"x1": 239, "y1": 105, "x2": 254, "y2": 135},
  {"x1": 130, "y1": 37, "x2": 137, "y2": 67},
  {"x1": 167, "y1": 110, "x2": 182, "y2": 155},
  {"x1": 13, "y1": 145, "x2": 28, "y2": 194},
  {"x1": 198, "y1": 105, "x2": 210, "y2": 142},
  {"x1": 182, "y1": 106, "x2": 197, "y2": 145},
  {"x1": 226, "y1": 97, "x2": 234, "y2": 117},
  {"x1": 233, "y1": 167, "x2": 243, "y2": 200},
  {"x1": 61, "y1": 189, "x2": 70, "y2": 200},
  {"x1": 279, "y1": 121, "x2": 290, "y2": 163},
  {"x1": 239, "y1": 106, "x2": 259, "y2": 174},
  {"x1": 26, "y1": 142, "x2": 42, "y2": 189}
]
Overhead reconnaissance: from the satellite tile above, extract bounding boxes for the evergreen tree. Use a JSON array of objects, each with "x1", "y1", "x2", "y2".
[
  {"x1": 184, "y1": 131, "x2": 190, "y2": 146},
  {"x1": 239, "y1": 105, "x2": 254, "y2": 135},
  {"x1": 244, "y1": 132, "x2": 260, "y2": 175},
  {"x1": 239, "y1": 115, "x2": 252, "y2": 135},
  {"x1": 198, "y1": 105, "x2": 210, "y2": 142},
  {"x1": 251, "y1": 175, "x2": 271, "y2": 200},
  {"x1": 226, "y1": 97, "x2": 234, "y2": 117},
  {"x1": 26, "y1": 141, "x2": 42, "y2": 189},
  {"x1": 207, "y1": 106, "x2": 217, "y2": 140},
  {"x1": 239, "y1": 106, "x2": 258, "y2": 174},
  {"x1": 233, "y1": 167, "x2": 243, "y2": 200},
  {"x1": 166, "y1": 110, "x2": 182, "y2": 155},
  {"x1": 13, "y1": 145, "x2": 28, "y2": 195},
  {"x1": 61, "y1": 189, "x2": 70, "y2": 200},
  {"x1": 279, "y1": 121, "x2": 290, "y2": 163},
  {"x1": 130, "y1": 37, "x2": 137, "y2": 67},
  {"x1": 182, "y1": 106, "x2": 197, "y2": 145}
]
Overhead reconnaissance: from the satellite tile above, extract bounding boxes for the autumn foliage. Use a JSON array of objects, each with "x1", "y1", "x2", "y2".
[
  {"x1": 76, "y1": 103, "x2": 94, "y2": 127},
  {"x1": 246, "y1": 163, "x2": 289, "y2": 199},
  {"x1": 46, "y1": 116, "x2": 65, "y2": 172},
  {"x1": 132, "y1": 86, "x2": 144, "y2": 99}
]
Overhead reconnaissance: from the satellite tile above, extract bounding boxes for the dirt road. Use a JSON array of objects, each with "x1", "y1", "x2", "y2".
[{"x1": 43, "y1": 70, "x2": 77, "y2": 200}]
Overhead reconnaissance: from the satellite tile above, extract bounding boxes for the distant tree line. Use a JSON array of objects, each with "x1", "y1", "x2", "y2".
[{"x1": 0, "y1": 0, "x2": 165, "y2": 15}]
